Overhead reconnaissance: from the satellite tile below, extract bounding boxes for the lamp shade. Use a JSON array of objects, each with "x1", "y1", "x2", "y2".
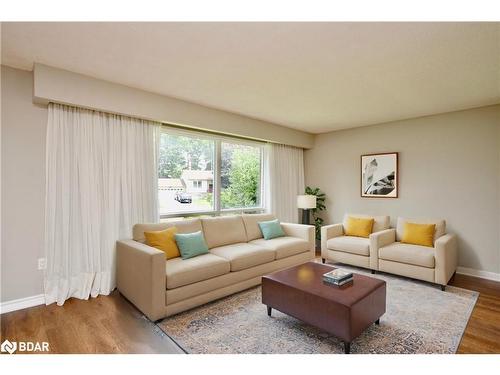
[{"x1": 297, "y1": 195, "x2": 317, "y2": 209}]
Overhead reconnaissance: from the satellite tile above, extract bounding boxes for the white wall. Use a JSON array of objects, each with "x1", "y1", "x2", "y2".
[
  {"x1": 305, "y1": 105, "x2": 500, "y2": 274},
  {"x1": 1, "y1": 65, "x2": 47, "y2": 302}
]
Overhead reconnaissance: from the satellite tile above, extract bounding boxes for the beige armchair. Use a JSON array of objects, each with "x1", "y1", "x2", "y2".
[
  {"x1": 321, "y1": 214, "x2": 391, "y2": 271},
  {"x1": 376, "y1": 217, "x2": 458, "y2": 290}
]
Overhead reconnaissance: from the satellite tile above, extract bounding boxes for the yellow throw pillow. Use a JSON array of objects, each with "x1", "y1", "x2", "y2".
[
  {"x1": 144, "y1": 227, "x2": 180, "y2": 259},
  {"x1": 401, "y1": 222, "x2": 436, "y2": 247},
  {"x1": 345, "y1": 216, "x2": 375, "y2": 238}
]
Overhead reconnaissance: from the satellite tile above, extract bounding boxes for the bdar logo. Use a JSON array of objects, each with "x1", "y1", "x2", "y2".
[{"x1": 1, "y1": 339, "x2": 17, "y2": 354}]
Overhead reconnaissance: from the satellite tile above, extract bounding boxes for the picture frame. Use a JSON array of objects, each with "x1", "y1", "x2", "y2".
[{"x1": 360, "y1": 152, "x2": 398, "y2": 198}]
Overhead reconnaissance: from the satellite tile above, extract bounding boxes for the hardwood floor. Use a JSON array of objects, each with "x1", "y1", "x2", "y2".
[
  {"x1": 448, "y1": 273, "x2": 500, "y2": 354},
  {"x1": 0, "y1": 291, "x2": 184, "y2": 354},
  {"x1": 1, "y1": 273, "x2": 499, "y2": 354}
]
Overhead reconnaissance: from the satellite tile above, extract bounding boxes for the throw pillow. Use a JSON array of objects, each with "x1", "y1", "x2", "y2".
[
  {"x1": 258, "y1": 219, "x2": 285, "y2": 240},
  {"x1": 344, "y1": 216, "x2": 375, "y2": 238},
  {"x1": 144, "y1": 227, "x2": 180, "y2": 259},
  {"x1": 175, "y1": 231, "x2": 209, "y2": 259},
  {"x1": 401, "y1": 222, "x2": 436, "y2": 247}
]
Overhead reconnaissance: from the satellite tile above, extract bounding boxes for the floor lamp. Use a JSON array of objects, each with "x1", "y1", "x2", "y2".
[{"x1": 297, "y1": 195, "x2": 317, "y2": 225}]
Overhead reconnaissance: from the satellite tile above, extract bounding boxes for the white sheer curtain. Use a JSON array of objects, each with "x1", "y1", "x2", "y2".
[
  {"x1": 265, "y1": 143, "x2": 305, "y2": 223},
  {"x1": 44, "y1": 103, "x2": 160, "y2": 305}
]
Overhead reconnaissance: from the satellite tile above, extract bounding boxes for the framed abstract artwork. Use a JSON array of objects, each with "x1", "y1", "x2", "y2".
[{"x1": 361, "y1": 152, "x2": 398, "y2": 198}]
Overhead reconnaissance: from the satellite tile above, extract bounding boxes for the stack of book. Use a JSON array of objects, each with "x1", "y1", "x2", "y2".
[{"x1": 323, "y1": 269, "x2": 353, "y2": 286}]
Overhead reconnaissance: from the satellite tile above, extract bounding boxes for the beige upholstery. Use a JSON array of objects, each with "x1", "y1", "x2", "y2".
[
  {"x1": 321, "y1": 215, "x2": 390, "y2": 271},
  {"x1": 166, "y1": 251, "x2": 312, "y2": 305},
  {"x1": 326, "y1": 236, "x2": 370, "y2": 256},
  {"x1": 242, "y1": 213, "x2": 276, "y2": 241},
  {"x1": 378, "y1": 242, "x2": 435, "y2": 268},
  {"x1": 250, "y1": 236, "x2": 310, "y2": 259},
  {"x1": 117, "y1": 213, "x2": 315, "y2": 321},
  {"x1": 116, "y1": 239, "x2": 166, "y2": 321},
  {"x1": 434, "y1": 234, "x2": 458, "y2": 285},
  {"x1": 210, "y1": 242, "x2": 275, "y2": 271},
  {"x1": 166, "y1": 254, "x2": 230, "y2": 289},
  {"x1": 379, "y1": 259, "x2": 435, "y2": 283},
  {"x1": 133, "y1": 218, "x2": 202, "y2": 242},
  {"x1": 321, "y1": 215, "x2": 458, "y2": 289},
  {"x1": 343, "y1": 214, "x2": 390, "y2": 233},
  {"x1": 325, "y1": 248, "x2": 370, "y2": 269},
  {"x1": 396, "y1": 217, "x2": 446, "y2": 243},
  {"x1": 202, "y1": 216, "x2": 247, "y2": 249}
]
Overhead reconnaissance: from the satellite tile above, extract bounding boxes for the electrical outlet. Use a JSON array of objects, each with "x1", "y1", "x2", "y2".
[{"x1": 38, "y1": 258, "x2": 46, "y2": 270}]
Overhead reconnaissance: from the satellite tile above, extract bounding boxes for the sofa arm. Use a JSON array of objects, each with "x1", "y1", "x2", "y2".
[
  {"x1": 434, "y1": 234, "x2": 458, "y2": 286},
  {"x1": 321, "y1": 223, "x2": 344, "y2": 259},
  {"x1": 281, "y1": 223, "x2": 316, "y2": 255},
  {"x1": 369, "y1": 228, "x2": 396, "y2": 270},
  {"x1": 116, "y1": 239, "x2": 166, "y2": 321}
]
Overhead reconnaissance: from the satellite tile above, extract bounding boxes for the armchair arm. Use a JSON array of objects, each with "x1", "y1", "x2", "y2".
[
  {"x1": 434, "y1": 234, "x2": 458, "y2": 286},
  {"x1": 281, "y1": 223, "x2": 315, "y2": 255},
  {"x1": 116, "y1": 239, "x2": 166, "y2": 321},
  {"x1": 369, "y1": 229, "x2": 396, "y2": 270},
  {"x1": 321, "y1": 223, "x2": 344, "y2": 259}
]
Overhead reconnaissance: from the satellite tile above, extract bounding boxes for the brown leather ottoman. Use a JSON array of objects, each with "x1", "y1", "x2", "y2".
[{"x1": 262, "y1": 262, "x2": 386, "y2": 353}]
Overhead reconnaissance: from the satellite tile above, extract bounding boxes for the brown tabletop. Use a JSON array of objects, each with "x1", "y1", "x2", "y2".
[{"x1": 262, "y1": 262, "x2": 386, "y2": 353}]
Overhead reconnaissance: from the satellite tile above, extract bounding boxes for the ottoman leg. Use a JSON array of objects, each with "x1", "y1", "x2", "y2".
[
  {"x1": 267, "y1": 306, "x2": 272, "y2": 316},
  {"x1": 321, "y1": 258, "x2": 326, "y2": 264},
  {"x1": 375, "y1": 318, "x2": 380, "y2": 325},
  {"x1": 344, "y1": 341, "x2": 351, "y2": 354},
  {"x1": 371, "y1": 270, "x2": 376, "y2": 274}
]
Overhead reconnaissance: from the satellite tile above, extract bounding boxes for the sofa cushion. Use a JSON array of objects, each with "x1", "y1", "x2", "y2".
[
  {"x1": 201, "y1": 216, "x2": 247, "y2": 249},
  {"x1": 242, "y1": 213, "x2": 276, "y2": 241},
  {"x1": 133, "y1": 218, "x2": 202, "y2": 242},
  {"x1": 250, "y1": 236, "x2": 310, "y2": 259},
  {"x1": 258, "y1": 219, "x2": 286, "y2": 240},
  {"x1": 210, "y1": 242, "x2": 275, "y2": 271},
  {"x1": 144, "y1": 227, "x2": 180, "y2": 259},
  {"x1": 343, "y1": 214, "x2": 390, "y2": 233},
  {"x1": 379, "y1": 242, "x2": 435, "y2": 268},
  {"x1": 166, "y1": 253, "x2": 230, "y2": 289},
  {"x1": 396, "y1": 217, "x2": 445, "y2": 244},
  {"x1": 175, "y1": 231, "x2": 209, "y2": 259},
  {"x1": 326, "y1": 236, "x2": 370, "y2": 256}
]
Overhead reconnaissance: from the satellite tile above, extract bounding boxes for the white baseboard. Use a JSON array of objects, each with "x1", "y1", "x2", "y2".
[
  {"x1": 0, "y1": 294, "x2": 45, "y2": 314},
  {"x1": 456, "y1": 267, "x2": 500, "y2": 282}
]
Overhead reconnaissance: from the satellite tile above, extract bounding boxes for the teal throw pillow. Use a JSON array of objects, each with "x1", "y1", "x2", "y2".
[
  {"x1": 175, "y1": 231, "x2": 209, "y2": 259},
  {"x1": 258, "y1": 219, "x2": 285, "y2": 240}
]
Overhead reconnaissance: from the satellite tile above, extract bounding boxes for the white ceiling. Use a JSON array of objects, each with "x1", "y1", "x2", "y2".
[{"x1": 2, "y1": 22, "x2": 499, "y2": 134}]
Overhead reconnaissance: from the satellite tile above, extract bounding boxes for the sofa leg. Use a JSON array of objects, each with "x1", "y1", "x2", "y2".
[
  {"x1": 321, "y1": 258, "x2": 326, "y2": 264},
  {"x1": 441, "y1": 285, "x2": 446, "y2": 291},
  {"x1": 371, "y1": 270, "x2": 376, "y2": 274}
]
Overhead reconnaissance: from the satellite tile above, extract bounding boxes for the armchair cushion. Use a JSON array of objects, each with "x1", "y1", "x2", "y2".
[
  {"x1": 344, "y1": 216, "x2": 374, "y2": 238},
  {"x1": 379, "y1": 242, "x2": 435, "y2": 268},
  {"x1": 396, "y1": 217, "x2": 445, "y2": 243},
  {"x1": 343, "y1": 214, "x2": 390, "y2": 233},
  {"x1": 326, "y1": 236, "x2": 370, "y2": 256}
]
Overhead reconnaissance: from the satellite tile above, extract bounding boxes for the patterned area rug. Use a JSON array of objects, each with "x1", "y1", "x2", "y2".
[{"x1": 157, "y1": 264, "x2": 478, "y2": 354}]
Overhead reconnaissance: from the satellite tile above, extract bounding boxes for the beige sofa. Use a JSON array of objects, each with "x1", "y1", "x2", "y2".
[
  {"x1": 116, "y1": 213, "x2": 315, "y2": 321},
  {"x1": 321, "y1": 215, "x2": 458, "y2": 290}
]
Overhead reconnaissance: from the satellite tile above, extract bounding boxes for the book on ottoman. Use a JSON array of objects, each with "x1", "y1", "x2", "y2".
[{"x1": 323, "y1": 269, "x2": 353, "y2": 285}]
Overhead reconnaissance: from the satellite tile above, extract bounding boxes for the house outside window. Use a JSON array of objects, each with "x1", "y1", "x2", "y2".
[{"x1": 158, "y1": 128, "x2": 265, "y2": 218}]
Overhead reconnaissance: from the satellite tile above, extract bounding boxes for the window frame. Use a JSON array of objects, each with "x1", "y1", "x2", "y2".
[{"x1": 159, "y1": 126, "x2": 266, "y2": 219}]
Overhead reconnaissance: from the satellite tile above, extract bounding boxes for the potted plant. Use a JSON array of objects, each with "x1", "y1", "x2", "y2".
[{"x1": 305, "y1": 186, "x2": 326, "y2": 250}]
